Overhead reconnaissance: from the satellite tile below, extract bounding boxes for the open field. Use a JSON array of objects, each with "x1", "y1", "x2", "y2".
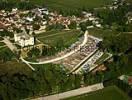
[
  {"x1": 64, "y1": 86, "x2": 131, "y2": 100},
  {"x1": 5, "y1": 0, "x2": 113, "y2": 14},
  {"x1": 37, "y1": 30, "x2": 83, "y2": 47},
  {"x1": 36, "y1": 30, "x2": 64, "y2": 37},
  {"x1": 88, "y1": 28, "x2": 118, "y2": 38},
  {"x1": 31, "y1": 0, "x2": 113, "y2": 10}
]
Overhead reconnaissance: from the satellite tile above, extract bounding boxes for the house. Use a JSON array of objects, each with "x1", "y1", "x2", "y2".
[
  {"x1": 14, "y1": 33, "x2": 34, "y2": 47},
  {"x1": 26, "y1": 17, "x2": 33, "y2": 22},
  {"x1": 96, "y1": 24, "x2": 102, "y2": 28},
  {"x1": 82, "y1": 12, "x2": 92, "y2": 18},
  {"x1": 12, "y1": 8, "x2": 18, "y2": 13},
  {"x1": 89, "y1": 16, "x2": 95, "y2": 21}
]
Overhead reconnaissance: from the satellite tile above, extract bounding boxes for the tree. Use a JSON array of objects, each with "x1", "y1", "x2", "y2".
[
  {"x1": 27, "y1": 47, "x2": 40, "y2": 58},
  {"x1": 79, "y1": 22, "x2": 87, "y2": 32},
  {"x1": 68, "y1": 21, "x2": 77, "y2": 29},
  {"x1": 33, "y1": 24, "x2": 40, "y2": 30}
]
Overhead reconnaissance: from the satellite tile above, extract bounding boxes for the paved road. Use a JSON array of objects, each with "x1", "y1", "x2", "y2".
[
  {"x1": 3, "y1": 38, "x2": 17, "y2": 51},
  {"x1": 20, "y1": 31, "x2": 88, "y2": 65},
  {"x1": 31, "y1": 83, "x2": 104, "y2": 100}
]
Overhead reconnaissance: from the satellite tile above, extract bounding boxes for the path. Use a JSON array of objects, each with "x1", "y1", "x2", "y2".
[
  {"x1": 3, "y1": 38, "x2": 17, "y2": 51},
  {"x1": 24, "y1": 61, "x2": 35, "y2": 71},
  {"x1": 20, "y1": 31, "x2": 88, "y2": 65},
  {"x1": 31, "y1": 83, "x2": 104, "y2": 100}
]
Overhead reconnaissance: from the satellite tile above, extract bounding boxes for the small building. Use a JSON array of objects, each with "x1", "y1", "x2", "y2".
[{"x1": 14, "y1": 33, "x2": 34, "y2": 47}]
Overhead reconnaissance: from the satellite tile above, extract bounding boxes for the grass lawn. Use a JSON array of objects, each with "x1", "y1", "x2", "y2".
[
  {"x1": 36, "y1": 30, "x2": 66, "y2": 37},
  {"x1": 64, "y1": 86, "x2": 131, "y2": 100},
  {"x1": 37, "y1": 30, "x2": 83, "y2": 47},
  {"x1": 30, "y1": 0, "x2": 113, "y2": 9},
  {"x1": 88, "y1": 28, "x2": 118, "y2": 38},
  {"x1": 7, "y1": 0, "x2": 113, "y2": 14}
]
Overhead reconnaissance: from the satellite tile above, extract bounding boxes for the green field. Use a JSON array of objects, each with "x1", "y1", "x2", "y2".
[
  {"x1": 88, "y1": 28, "x2": 118, "y2": 38},
  {"x1": 31, "y1": 0, "x2": 112, "y2": 9},
  {"x1": 37, "y1": 30, "x2": 83, "y2": 47},
  {"x1": 5, "y1": 0, "x2": 113, "y2": 13},
  {"x1": 64, "y1": 86, "x2": 131, "y2": 100}
]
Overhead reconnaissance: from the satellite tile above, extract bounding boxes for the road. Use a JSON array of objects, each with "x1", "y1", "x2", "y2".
[
  {"x1": 20, "y1": 31, "x2": 88, "y2": 65},
  {"x1": 3, "y1": 37, "x2": 17, "y2": 51},
  {"x1": 31, "y1": 83, "x2": 104, "y2": 100}
]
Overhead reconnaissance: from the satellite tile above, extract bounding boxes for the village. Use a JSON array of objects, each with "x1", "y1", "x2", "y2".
[
  {"x1": 0, "y1": 1, "x2": 131, "y2": 74},
  {"x1": 0, "y1": 7, "x2": 103, "y2": 48},
  {"x1": 0, "y1": 6, "x2": 111, "y2": 74},
  {"x1": 0, "y1": 0, "x2": 132, "y2": 100}
]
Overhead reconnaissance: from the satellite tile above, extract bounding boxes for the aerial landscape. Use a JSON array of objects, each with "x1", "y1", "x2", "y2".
[{"x1": 0, "y1": 0, "x2": 132, "y2": 100}]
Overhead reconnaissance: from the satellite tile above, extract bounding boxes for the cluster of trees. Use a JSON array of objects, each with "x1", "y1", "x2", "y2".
[
  {"x1": 95, "y1": 2, "x2": 132, "y2": 32},
  {"x1": 100, "y1": 34, "x2": 132, "y2": 54},
  {"x1": 68, "y1": 21, "x2": 77, "y2": 29},
  {"x1": 79, "y1": 20, "x2": 93, "y2": 32},
  {"x1": 0, "y1": 48, "x2": 14, "y2": 62},
  {"x1": 27, "y1": 47, "x2": 41, "y2": 58},
  {"x1": 0, "y1": 64, "x2": 82, "y2": 100},
  {"x1": 0, "y1": 30, "x2": 14, "y2": 38},
  {"x1": 42, "y1": 46, "x2": 56, "y2": 56},
  {"x1": 87, "y1": 27, "x2": 132, "y2": 98},
  {"x1": 42, "y1": 39, "x2": 65, "y2": 56},
  {"x1": 27, "y1": 39, "x2": 65, "y2": 58},
  {"x1": 98, "y1": 34, "x2": 132, "y2": 97},
  {"x1": 46, "y1": 23, "x2": 65, "y2": 31},
  {"x1": 33, "y1": 24, "x2": 40, "y2": 30}
]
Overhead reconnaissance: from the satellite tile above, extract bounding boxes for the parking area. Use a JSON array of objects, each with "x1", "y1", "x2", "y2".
[{"x1": 56, "y1": 35, "x2": 102, "y2": 71}]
